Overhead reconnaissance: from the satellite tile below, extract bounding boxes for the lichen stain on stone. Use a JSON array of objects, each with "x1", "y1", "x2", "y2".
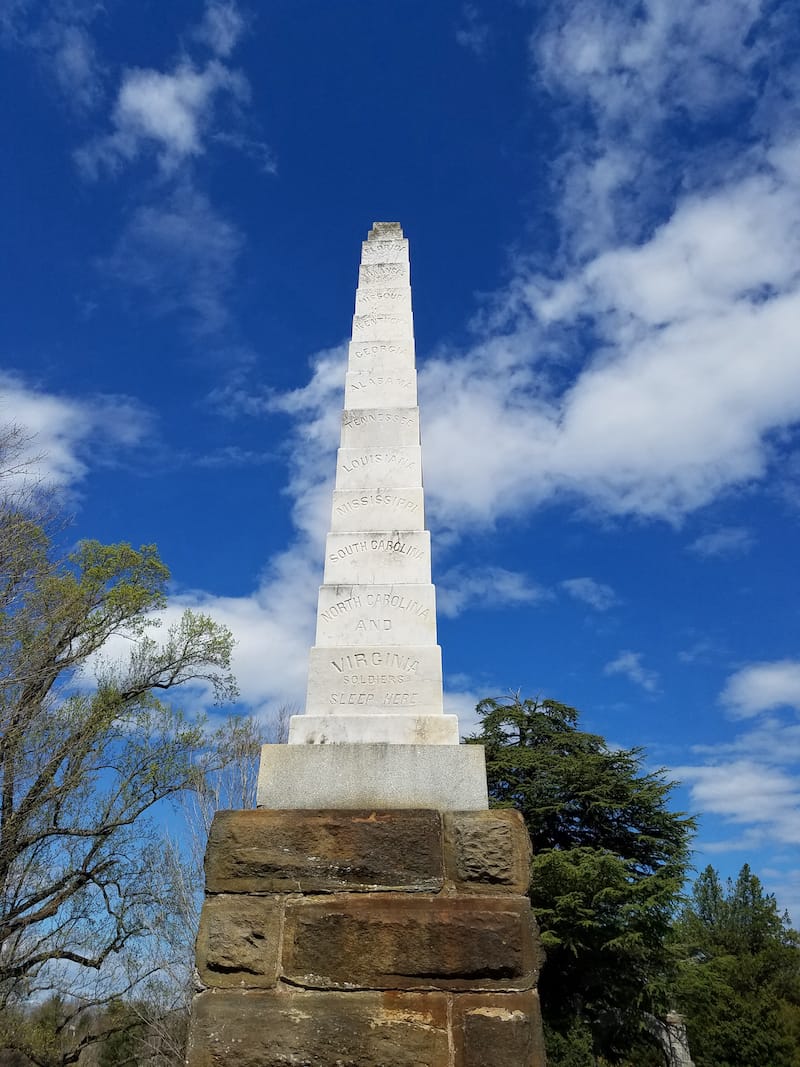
[{"x1": 467, "y1": 1006, "x2": 526, "y2": 1022}]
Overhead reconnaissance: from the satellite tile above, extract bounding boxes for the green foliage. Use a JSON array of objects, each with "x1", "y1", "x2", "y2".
[
  {"x1": 672, "y1": 864, "x2": 800, "y2": 1067},
  {"x1": 0, "y1": 504, "x2": 238, "y2": 1062},
  {"x1": 468, "y1": 695, "x2": 695, "y2": 1063}
]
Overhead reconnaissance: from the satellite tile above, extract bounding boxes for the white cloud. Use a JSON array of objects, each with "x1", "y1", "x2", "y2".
[
  {"x1": 688, "y1": 526, "x2": 754, "y2": 559},
  {"x1": 721, "y1": 660, "x2": 800, "y2": 718},
  {"x1": 418, "y1": 145, "x2": 800, "y2": 529},
  {"x1": 437, "y1": 566, "x2": 548, "y2": 618},
  {"x1": 101, "y1": 186, "x2": 243, "y2": 334},
  {"x1": 455, "y1": 4, "x2": 489, "y2": 58},
  {"x1": 193, "y1": 0, "x2": 246, "y2": 58},
  {"x1": 562, "y1": 576, "x2": 618, "y2": 611},
  {"x1": 673, "y1": 759, "x2": 800, "y2": 846},
  {"x1": 532, "y1": 0, "x2": 769, "y2": 253},
  {"x1": 604, "y1": 650, "x2": 659, "y2": 692},
  {"x1": 78, "y1": 59, "x2": 247, "y2": 177},
  {"x1": 1, "y1": 1, "x2": 103, "y2": 113},
  {"x1": 0, "y1": 372, "x2": 151, "y2": 494}
]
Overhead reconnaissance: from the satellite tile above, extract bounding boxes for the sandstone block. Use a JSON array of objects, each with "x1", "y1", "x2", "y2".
[
  {"x1": 195, "y1": 896, "x2": 280, "y2": 988},
  {"x1": 205, "y1": 809, "x2": 444, "y2": 893},
  {"x1": 453, "y1": 991, "x2": 547, "y2": 1067},
  {"x1": 282, "y1": 894, "x2": 539, "y2": 991},
  {"x1": 186, "y1": 989, "x2": 450, "y2": 1067},
  {"x1": 444, "y1": 810, "x2": 533, "y2": 894}
]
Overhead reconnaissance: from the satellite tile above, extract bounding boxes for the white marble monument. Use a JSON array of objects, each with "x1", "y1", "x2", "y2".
[{"x1": 257, "y1": 223, "x2": 487, "y2": 810}]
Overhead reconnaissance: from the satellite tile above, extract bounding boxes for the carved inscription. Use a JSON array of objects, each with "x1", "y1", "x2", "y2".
[
  {"x1": 330, "y1": 650, "x2": 420, "y2": 673},
  {"x1": 349, "y1": 342, "x2": 408, "y2": 360},
  {"x1": 348, "y1": 375, "x2": 413, "y2": 392},
  {"x1": 343, "y1": 411, "x2": 416, "y2": 428},
  {"x1": 365, "y1": 591, "x2": 430, "y2": 619},
  {"x1": 329, "y1": 692, "x2": 419, "y2": 706},
  {"x1": 327, "y1": 539, "x2": 426, "y2": 564},
  {"x1": 360, "y1": 263, "x2": 407, "y2": 284},
  {"x1": 360, "y1": 240, "x2": 407, "y2": 264},
  {"x1": 319, "y1": 595, "x2": 361, "y2": 622},
  {"x1": 352, "y1": 312, "x2": 408, "y2": 334},
  {"x1": 335, "y1": 492, "x2": 420, "y2": 518},
  {"x1": 356, "y1": 288, "x2": 410, "y2": 308},
  {"x1": 340, "y1": 452, "x2": 416, "y2": 473}
]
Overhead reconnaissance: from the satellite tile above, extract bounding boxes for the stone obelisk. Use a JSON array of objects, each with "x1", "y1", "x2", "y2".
[
  {"x1": 186, "y1": 225, "x2": 546, "y2": 1067},
  {"x1": 257, "y1": 221, "x2": 488, "y2": 810}
]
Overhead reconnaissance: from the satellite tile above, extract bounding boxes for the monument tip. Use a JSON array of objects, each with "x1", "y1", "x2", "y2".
[{"x1": 367, "y1": 221, "x2": 403, "y2": 241}]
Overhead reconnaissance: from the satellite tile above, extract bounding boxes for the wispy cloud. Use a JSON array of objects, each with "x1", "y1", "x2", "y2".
[
  {"x1": 101, "y1": 185, "x2": 244, "y2": 334},
  {"x1": 77, "y1": 58, "x2": 247, "y2": 178},
  {"x1": 455, "y1": 4, "x2": 490, "y2": 58},
  {"x1": 562, "y1": 576, "x2": 618, "y2": 611},
  {"x1": 1, "y1": 0, "x2": 104, "y2": 113},
  {"x1": 192, "y1": 0, "x2": 247, "y2": 58},
  {"x1": 0, "y1": 372, "x2": 152, "y2": 494},
  {"x1": 414, "y1": 3, "x2": 800, "y2": 533},
  {"x1": 688, "y1": 526, "x2": 755, "y2": 559},
  {"x1": 721, "y1": 660, "x2": 800, "y2": 718},
  {"x1": 604, "y1": 650, "x2": 659, "y2": 692},
  {"x1": 437, "y1": 565, "x2": 549, "y2": 618}
]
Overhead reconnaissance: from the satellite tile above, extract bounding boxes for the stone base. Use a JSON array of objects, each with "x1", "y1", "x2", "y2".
[
  {"x1": 187, "y1": 808, "x2": 546, "y2": 1067},
  {"x1": 288, "y1": 712, "x2": 460, "y2": 744},
  {"x1": 257, "y1": 742, "x2": 488, "y2": 809}
]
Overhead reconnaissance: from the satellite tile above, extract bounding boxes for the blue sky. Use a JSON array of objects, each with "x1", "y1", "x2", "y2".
[{"x1": 3, "y1": 0, "x2": 800, "y2": 918}]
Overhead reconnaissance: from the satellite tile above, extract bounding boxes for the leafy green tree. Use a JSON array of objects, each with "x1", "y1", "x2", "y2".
[
  {"x1": 0, "y1": 500, "x2": 237, "y2": 1064},
  {"x1": 672, "y1": 864, "x2": 800, "y2": 1067},
  {"x1": 468, "y1": 695, "x2": 695, "y2": 1064}
]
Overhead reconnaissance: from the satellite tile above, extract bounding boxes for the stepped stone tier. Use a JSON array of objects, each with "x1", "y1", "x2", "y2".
[
  {"x1": 257, "y1": 221, "x2": 488, "y2": 810},
  {"x1": 291, "y1": 220, "x2": 455, "y2": 747},
  {"x1": 186, "y1": 226, "x2": 545, "y2": 1067},
  {"x1": 187, "y1": 809, "x2": 547, "y2": 1067}
]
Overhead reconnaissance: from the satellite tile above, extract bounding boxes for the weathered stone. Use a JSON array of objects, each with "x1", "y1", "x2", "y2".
[
  {"x1": 282, "y1": 894, "x2": 539, "y2": 991},
  {"x1": 186, "y1": 989, "x2": 450, "y2": 1067},
  {"x1": 205, "y1": 809, "x2": 444, "y2": 893},
  {"x1": 444, "y1": 809, "x2": 533, "y2": 893},
  {"x1": 195, "y1": 896, "x2": 280, "y2": 988},
  {"x1": 453, "y1": 991, "x2": 547, "y2": 1067},
  {"x1": 257, "y1": 743, "x2": 487, "y2": 808}
]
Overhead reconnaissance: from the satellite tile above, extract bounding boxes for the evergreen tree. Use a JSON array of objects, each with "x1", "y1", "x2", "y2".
[
  {"x1": 672, "y1": 864, "x2": 800, "y2": 1067},
  {"x1": 468, "y1": 694, "x2": 695, "y2": 1063}
]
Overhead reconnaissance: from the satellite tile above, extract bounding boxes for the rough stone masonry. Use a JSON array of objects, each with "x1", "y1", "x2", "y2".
[{"x1": 186, "y1": 224, "x2": 546, "y2": 1066}]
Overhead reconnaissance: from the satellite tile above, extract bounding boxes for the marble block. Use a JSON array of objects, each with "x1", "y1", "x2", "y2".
[
  {"x1": 347, "y1": 339, "x2": 415, "y2": 367},
  {"x1": 359, "y1": 262, "x2": 410, "y2": 287},
  {"x1": 340, "y1": 407, "x2": 420, "y2": 448},
  {"x1": 360, "y1": 238, "x2": 409, "y2": 264},
  {"x1": 352, "y1": 312, "x2": 413, "y2": 341},
  {"x1": 305, "y1": 644, "x2": 443, "y2": 716},
  {"x1": 315, "y1": 583, "x2": 437, "y2": 646},
  {"x1": 288, "y1": 713, "x2": 460, "y2": 745},
  {"x1": 330, "y1": 488, "x2": 425, "y2": 533},
  {"x1": 257, "y1": 743, "x2": 488, "y2": 810},
  {"x1": 323, "y1": 532, "x2": 430, "y2": 585},
  {"x1": 354, "y1": 287, "x2": 412, "y2": 316},
  {"x1": 335, "y1": 446, "x2": 421, "y2": 490},
  {"x1": 345, "y1": 369, "x2": 417, "y2": 409}
]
